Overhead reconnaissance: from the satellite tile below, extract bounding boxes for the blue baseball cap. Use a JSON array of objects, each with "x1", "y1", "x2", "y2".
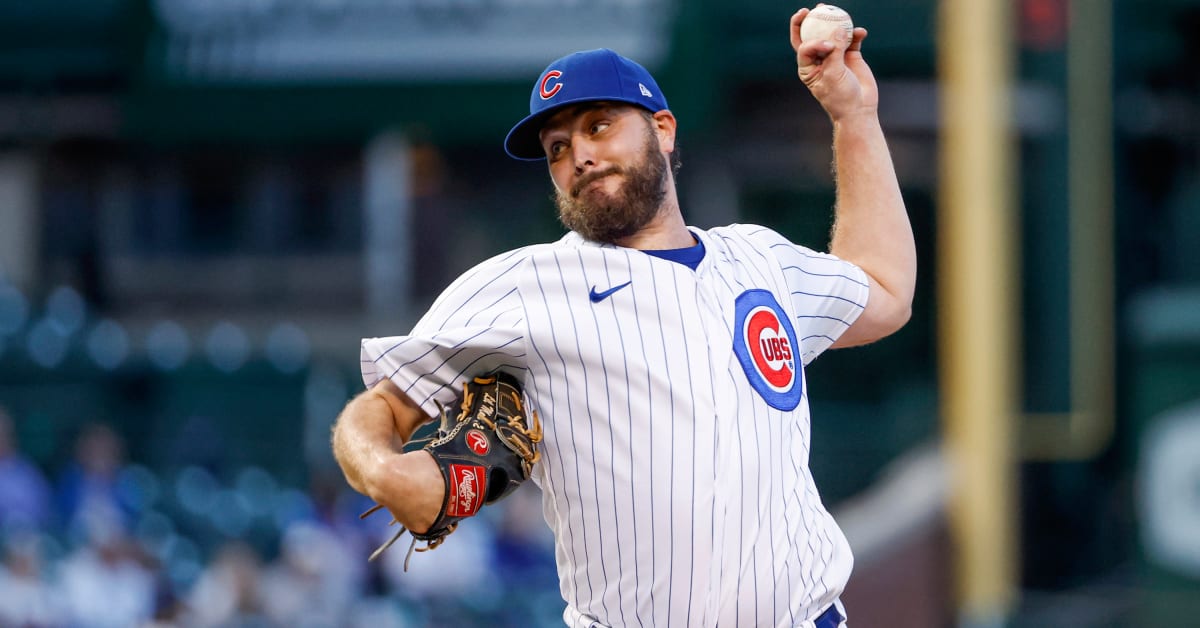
[{"x1": 504, "y1": 48, "x2": 670, "y2": 161}]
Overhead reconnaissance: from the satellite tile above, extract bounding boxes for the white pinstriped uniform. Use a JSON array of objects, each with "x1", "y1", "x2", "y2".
[{"x1": 361, "y1": 223, "x2": 867, "y2": 627}]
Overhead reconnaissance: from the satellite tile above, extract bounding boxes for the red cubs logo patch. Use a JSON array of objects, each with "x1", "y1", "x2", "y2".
[
  {"x1": 539, "y1": 70, "x2": 563, "y2": 99},
  {"x1": 446, "y1": 464, "x2": 486, "y2": 517},
  {"x1": 466, "y1": 429, "x2": 490, "y2": 455},
  {"x1": 733, "y1": 290, "x2": 803, "y2": 410},
  {"x1": 745, "y1": 306, "x2": 795, "y2": 391}
]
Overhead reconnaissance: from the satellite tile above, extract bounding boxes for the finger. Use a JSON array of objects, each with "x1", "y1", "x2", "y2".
[
  {"x1": 796, "y1": 38, "x2": 836, "y2": 70},
  {"x1": 847, "y1": 27, "x2": 869, "y2": 53},
  {"x1": 789, "y1": 8, "x2": 811, "y2": 51}
]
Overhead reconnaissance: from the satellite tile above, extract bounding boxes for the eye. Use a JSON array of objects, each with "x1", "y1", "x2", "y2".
[
  {"x1": 589, "y1": 121, "x2": 610, "y2": 135},
  {"x1": 548, "y1": 141, "x2": 567, "y2": 159}
]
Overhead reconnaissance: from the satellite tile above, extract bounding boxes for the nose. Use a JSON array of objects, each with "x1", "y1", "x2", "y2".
[{"x1": 572, "y1": 136, "x2": 596, "y2": 175}]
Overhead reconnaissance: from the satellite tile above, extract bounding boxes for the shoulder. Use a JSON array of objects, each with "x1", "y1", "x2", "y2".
[
  {"x1": 445, "y1": 240, "x2": 565, "y2": 286},
  {"x1": 468, "y1": 231, "x2": 626, "y2": 272},
  {"x1": 709, "y1": 223, "x2": 805, "y2": 250},
  {"x1": 475, "y1": 239, "x2": 568, "y2": 270},
  {"x1": 421, "y1": 241, "x2": 556, "y2": 311},
  {"x1": 702, "y1": 224, "x2": 866, "y2": 286},
  {"x1": 710, "y1": 223, "x2": 851, "y2": 263},
  {"x1": 701, "y1": 223, "x2": 818, "y2": 258},
  {"x1": 427, "y1": 236, "x2": 590, "y2": 304},
  {"x1": 703, "y1": 223, "x2": 782, "y2": 246}
]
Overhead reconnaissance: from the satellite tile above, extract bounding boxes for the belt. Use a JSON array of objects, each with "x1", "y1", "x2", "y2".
[{"x1": 814, "y1": 602, "x2": 844, "y2": 628}]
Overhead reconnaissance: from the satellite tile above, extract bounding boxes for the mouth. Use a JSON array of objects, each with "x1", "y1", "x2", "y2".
[{"x1": 571, "y1": 169, "x2": 620, "y2": 198}]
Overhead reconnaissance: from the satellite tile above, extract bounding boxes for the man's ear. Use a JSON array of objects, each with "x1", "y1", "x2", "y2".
[{"x1": 652, "y1": 110, "x2": 677, "y2": 154}]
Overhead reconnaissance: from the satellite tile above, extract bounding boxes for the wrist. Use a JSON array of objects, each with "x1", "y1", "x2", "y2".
[
  {"x1": 830, "y1": 109, "x2": 881, "y2": 129},
  {"x1": 363, "y1": 449, "x2": 408, "y2": 503},
  {"x1": 365, "y1": 450, "x2": 444, "y2": 507}
]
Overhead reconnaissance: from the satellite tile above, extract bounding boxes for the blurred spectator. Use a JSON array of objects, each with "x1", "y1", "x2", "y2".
[
  {"x1": 58, "y1": 524, "x2": 157, "y2": 628},
  {"x1": 259, "y1": 520, "x2": 359, "y2": 627},
  {"x1": 491, "y1": 484, "x2": 556, "y2": 581},
  {"x1": 185, "y1": 540, "x2": 270, "y2": 627},
  {"x1": 56, "y1": 422, "x2": 135, "y2": 542},
  {"x1": 0, "y1": 406, "x2": 54, "y2": 535},
  {"x1": 0, "y1": 533, "x2": 66, "y2": 627},
  {"x1": 0, "y1": 413, "x2": 566, "y2": 628},
  {"x1": 490, "y1": 486, "x2": 561, "y2": 625},
  {"x1": 381, "y1": 511, "x2": 497, "y2": 604},
  {"x1": 311, "y1": 472, "x2": 375, "y2": 565}
]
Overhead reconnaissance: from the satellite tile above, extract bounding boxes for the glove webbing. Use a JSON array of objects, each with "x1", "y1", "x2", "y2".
[{"x1": 359, "y1": 503, "x2": 455, "y2": 571}]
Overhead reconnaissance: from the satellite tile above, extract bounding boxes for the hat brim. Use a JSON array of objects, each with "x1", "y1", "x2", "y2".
[{"x1": 503, "y1": 96, "x2": 659, "y2": 161}]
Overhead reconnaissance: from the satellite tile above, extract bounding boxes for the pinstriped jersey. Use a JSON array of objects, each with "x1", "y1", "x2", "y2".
[{"x1": 361, "y1": 223, "x2": 869, "y2": 628}]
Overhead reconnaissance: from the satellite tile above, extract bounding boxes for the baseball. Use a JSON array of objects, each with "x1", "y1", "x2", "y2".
[{"x1": 800, "y1": 5, "x2": 854, "y2": 46}]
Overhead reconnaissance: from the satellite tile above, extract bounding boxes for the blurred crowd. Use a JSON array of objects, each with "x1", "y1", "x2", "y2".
[{"x1": 0, "y1": 405, "x2": 562, "y2": 628}]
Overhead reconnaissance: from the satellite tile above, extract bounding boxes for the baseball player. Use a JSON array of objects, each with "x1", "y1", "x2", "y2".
[{"x1": 332, "y1": 7, "x2": 915, "y2": 627}]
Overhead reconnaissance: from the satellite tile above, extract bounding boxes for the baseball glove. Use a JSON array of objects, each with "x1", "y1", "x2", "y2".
[{"x1": 359, "y1": 371, "x2": 542, "y2": 569}]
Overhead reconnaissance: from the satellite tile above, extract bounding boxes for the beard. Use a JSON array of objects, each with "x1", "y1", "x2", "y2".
[{"x1": 554, "y1": 127, "x2": 670, "y2": 244}]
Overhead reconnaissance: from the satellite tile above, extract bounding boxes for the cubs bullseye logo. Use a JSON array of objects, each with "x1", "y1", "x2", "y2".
[
  {"x1": 733, "y1": 289, "x2": 803, "y2": 410},
  {"x1": 466, "y1": 429, "x2": 490, "y2": 455},
  {"x1": 540, "y1": 70, "x2": 563, "y2": 99},
  {"x1": 746, "y1": 307, "x2": 794, "y2": 390}
]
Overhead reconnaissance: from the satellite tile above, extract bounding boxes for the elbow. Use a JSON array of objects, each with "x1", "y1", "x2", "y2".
[
  {"x1": 892, "y1": 301, "x2": 913, "y2": 331},
  {"x1": 835, "y1": 275, "x2": 914, "y2": 348},
  {"x1": 880, "y1": 288, "x2": 914, "y2": 337},
  {"x1": 868, "y1": 303, "x2": 912, "y2": 344},
  {"x1": 863, "y1": 295, "x2": 913, "y2": 344},
  {"x1": 878, "y1": 274, "x2": 915, "y2": 336},
  {"x1": 834, "y1": 301, "x2": 911, "y2": 349},
  {"x1": 329, "y1": 418, "x2": 363, "y2": 493}
]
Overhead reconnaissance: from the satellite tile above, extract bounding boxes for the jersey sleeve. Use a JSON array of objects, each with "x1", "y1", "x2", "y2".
[
  {"x1": 740, "y1": 225, "x2": 870, "y2": 366},
  {"x1": 360, "y1": 248, "x2": 532, "y2": 418}
]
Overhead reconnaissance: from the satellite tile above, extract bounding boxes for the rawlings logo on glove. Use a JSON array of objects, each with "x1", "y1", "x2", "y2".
[
  {"x1": 448, "y1": 464, "x2": 484, "y2": 517},
  {"x1": 359, "y1": 371, "x2": 542, "y2": 569}
]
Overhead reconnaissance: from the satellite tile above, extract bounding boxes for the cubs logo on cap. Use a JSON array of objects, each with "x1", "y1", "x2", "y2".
[
  {"x1": 732, "y1": 289, "x2": 803, "y2": 410},
  {"x1": 504, "y1": 48, "x2": 670, "y2": 161},
  {"x1": 539, "y1": 70, "x2": 563, "y2": 100}
]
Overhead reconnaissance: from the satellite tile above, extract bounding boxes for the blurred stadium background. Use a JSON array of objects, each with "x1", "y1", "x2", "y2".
[{"x1": 0, "y1": 0, "x2": 1196, "y2": 626}]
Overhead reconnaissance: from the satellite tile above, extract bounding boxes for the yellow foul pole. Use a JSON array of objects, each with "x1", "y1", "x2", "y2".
[{"x1": 937, "y1": 0, "x2": 1019, "y2": 624}]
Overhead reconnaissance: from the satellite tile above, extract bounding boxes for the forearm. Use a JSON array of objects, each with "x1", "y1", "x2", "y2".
[
  {"x1": 331, "y1": 383, "x2": 431, "y2": 499},
  {"x1": 829, "y1": 113, "x2": 916, "y2": 315},
  {"x1": 332, "y1": 392, "x2": 395, "y2": 496}
]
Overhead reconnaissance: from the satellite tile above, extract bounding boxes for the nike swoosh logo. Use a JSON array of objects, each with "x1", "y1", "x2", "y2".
[{"x1": 589, "y1": 281, "x2": 632, "y2": 303}]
